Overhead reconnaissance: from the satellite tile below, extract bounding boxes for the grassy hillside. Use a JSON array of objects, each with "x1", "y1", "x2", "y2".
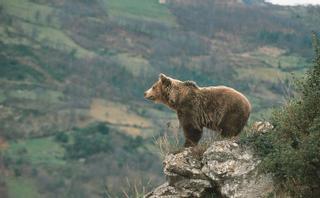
[
  {"x1": 104, "y1": 0, "x2": 177, "y2": 25},
  {"x1": 6, "y1": 177, "x2": 40, "y2": 198},
  {"x1": 0, "y1": 0, "x2": 320, "y2": 196}
]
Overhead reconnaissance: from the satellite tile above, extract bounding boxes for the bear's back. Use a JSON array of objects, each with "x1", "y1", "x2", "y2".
[
  {"x1": 200, "y1": 86, "x2": 251, "y2": 136},
  {"x1": 201, "y1": 86, "x2": 250, "y2": 109}
]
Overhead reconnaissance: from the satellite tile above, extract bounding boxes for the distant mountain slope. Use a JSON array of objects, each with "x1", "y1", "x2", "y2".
[
  {"x1": 1, "y1": 0, "x2": 320, "y2": 196},
  {"x1": 0, "y1": 0, "x2": 319, "y2": 137}
]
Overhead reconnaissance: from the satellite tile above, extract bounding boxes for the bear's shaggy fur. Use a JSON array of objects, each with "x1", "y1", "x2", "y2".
[{"x1": 144, "y1": 74, "x2": 251, "y2": 147}]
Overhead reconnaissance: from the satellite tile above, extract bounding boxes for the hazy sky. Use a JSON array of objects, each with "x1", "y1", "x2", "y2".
[{"x1": 266, "y1": 0, "x2": 320, "y2": 6}]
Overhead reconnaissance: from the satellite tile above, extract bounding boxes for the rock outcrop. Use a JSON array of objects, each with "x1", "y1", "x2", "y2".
[{"x1": 145, "y1": 140, "x2": 274, "y2": 198}]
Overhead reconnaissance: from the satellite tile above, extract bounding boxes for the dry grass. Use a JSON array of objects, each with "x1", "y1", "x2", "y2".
[
  {"x1": 105, "y1": 177, "x2": 152, "y2": 198},
  {"x1": 90, "y1": 99, "x2": 152, "y2": 136},
  {"x1": 0, "y1": 137, "x2": 9, "y2": 150},
  {"x1": 257, "y1": 46, "x2": 285, "y2": 57},
  {"x1": 90, "y1": 99, "x2": 151, "y2": 127},
  {"x1": 154, "y1": 127, "x2": 222, "y2": 159},
  {"x1": 154, "y1": 132, "x2": 183, "y2": 158}
]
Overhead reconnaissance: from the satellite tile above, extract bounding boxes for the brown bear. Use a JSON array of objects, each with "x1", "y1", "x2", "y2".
[{"x1": 144, "y1": 74, "x2": 251, "y2": 147}]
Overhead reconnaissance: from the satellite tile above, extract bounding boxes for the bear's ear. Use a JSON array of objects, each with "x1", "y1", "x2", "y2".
[
  {"x1": 184, "y1": 81, "x2": 198, "y2": 88},
  {"x1": 159, "y1": 73, "x2": 167, "y2": 79},
  {"x1": 159, "y1": 73, "x2": 171, "y2": 86}
]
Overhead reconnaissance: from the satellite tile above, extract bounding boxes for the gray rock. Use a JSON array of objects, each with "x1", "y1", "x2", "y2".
[
  {"x1": 202, "y1": 140, "x2": 274, "y2": 198},
  {"x1": 145, "y1": 140, "x2": 274, "y2": 198}
]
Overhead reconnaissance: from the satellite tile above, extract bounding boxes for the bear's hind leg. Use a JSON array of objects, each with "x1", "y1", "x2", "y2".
[
  {"x1": 182, "y1": 124, "x2": 203, "y2": 147},
  {"x1": 219, "y1": 113, "x2": 245, "y2": 137},
  {"x1": 221, "y1": 125, "x2": 240, "y2": 137}
]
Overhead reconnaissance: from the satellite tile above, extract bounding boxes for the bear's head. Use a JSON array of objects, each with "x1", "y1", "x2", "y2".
[{"x1": 144, "y1": 74, "x2": 198, "y2": 109}]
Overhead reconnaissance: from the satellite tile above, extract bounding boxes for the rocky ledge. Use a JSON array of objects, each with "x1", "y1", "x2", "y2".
[{"x1": 145, "y1": 140, "x2": 274, "y2": 198}]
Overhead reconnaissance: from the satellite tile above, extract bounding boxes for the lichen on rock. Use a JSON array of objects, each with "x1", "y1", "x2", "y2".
[{"x1": 145, "y1": 139, "x2": 274, "y2": 198}]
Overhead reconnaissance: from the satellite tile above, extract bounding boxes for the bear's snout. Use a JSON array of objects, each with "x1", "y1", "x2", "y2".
[
  {"x1": 144, "y1": 90, "x2": 155, "y2": 100},
  {"x1": 144, "y1": 91, "x2": 149, "y2": 98}
]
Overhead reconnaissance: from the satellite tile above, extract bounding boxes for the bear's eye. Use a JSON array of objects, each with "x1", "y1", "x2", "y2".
[{"x1": 152, "y1": 86, "x2": 156, "y2": 89}]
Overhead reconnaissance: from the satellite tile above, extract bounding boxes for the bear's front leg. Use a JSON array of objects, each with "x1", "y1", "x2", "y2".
[{"x1": 182, "y1": 124, "x2": 203, "y2": 147}]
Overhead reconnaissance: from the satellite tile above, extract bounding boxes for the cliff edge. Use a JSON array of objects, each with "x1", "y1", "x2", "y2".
[{"x1": 145, "y1": 139, "x2": 274, "y2": 198}]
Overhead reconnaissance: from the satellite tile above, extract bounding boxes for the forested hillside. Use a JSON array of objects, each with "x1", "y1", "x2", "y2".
[{"x1": 0, "y1": 0, "x2": 319, "y2": 197}]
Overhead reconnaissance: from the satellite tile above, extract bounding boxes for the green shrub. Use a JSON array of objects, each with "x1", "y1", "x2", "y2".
[
  {"x1": 0, "y1": 55, "x2": 45, "y2": 82},
  {"x1": 247, "y1": 33, "x2": 320, "y2": 196},
  {"x1": 54, "y1": 132, "x2": 69, "y2": 143},
  {"x1": 65, "y1": 123, "x2": 112, "y2": 159},
  {"x1": 96, "y1": 123, "x2": 110, "y2": 135}
]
